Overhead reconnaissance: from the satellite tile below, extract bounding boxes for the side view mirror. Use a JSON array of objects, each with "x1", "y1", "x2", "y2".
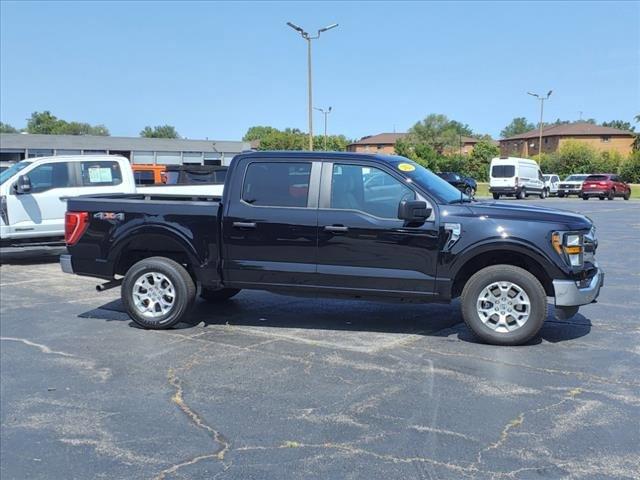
[
  {"x1": 15, "y1": 175, "x2": 32, "y2": 194},
  {"x1": 398, "y1": 200, "x2": 431, "y2": 223}
]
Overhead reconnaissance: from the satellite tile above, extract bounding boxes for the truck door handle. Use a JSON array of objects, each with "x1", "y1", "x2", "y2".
[
  {"x1": 324, "y1": 225, "x2": 349, "y2": 233},
  {"x1": 233, "y1": 222, "x2": 256, "y2": 229}
]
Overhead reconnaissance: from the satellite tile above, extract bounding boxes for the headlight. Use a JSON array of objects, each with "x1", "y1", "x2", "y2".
[{"x1": 552, "y1": 231, "x2": 584, "y2": 267}]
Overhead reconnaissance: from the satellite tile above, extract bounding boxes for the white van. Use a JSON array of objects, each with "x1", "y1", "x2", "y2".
[
  {"x1": 489, "y1": 157, "x2": 547, "y2": 200},
  {"x1": 0, "y1": 155, "x2": 223, "y2": 245}
]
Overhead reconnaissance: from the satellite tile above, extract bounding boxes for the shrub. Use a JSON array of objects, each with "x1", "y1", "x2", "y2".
[
  {"x1": 554, "y1": 141, "x2": 598, "y2": 177},
  {"x1": 592, "y1": 151, "x2": 624, "y2": 175},
  {"x1": 619, "y1": 151, "x2": 640, "y2": 183}
]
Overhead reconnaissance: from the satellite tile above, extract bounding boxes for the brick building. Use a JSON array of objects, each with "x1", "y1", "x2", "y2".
[
  {"x1": 500, "y1": 123, "x2": 635, "y2": 157},
  {"x1": 347, "y1": 133, "x2": 484, "y2": 155}
]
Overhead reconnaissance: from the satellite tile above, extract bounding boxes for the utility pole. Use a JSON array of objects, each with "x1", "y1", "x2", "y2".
[
  {"x1": 286, "y1": 22, "x2": 338, "y2": 151},
  {"x1": 314, "y1": 106, "x2": 332, "y2": 150},
  {"x1": 527, "y1": 90, "x2": 553, "y2": 156}
]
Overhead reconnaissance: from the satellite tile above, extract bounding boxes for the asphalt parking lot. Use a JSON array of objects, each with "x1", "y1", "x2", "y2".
[{"x1": 1, "y1": 198, "x2": 639, "y2": 480}]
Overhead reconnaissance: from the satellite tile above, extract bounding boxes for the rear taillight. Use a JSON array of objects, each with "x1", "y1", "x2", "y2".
[
  {"x1": 599, "y1": 181, "x2": 608, "y2": 186},
  {"x1": 65, "y1": 211, "x2": 89, "y2": 246}
]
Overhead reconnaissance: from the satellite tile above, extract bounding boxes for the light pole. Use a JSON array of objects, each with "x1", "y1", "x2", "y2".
[
  {"x1": 527, "y1": 90, "x2": 553, "y2": 156},
  {"x1": 287, "y1": 21, "x2": 338, "y2": 151},
  {"x1": 314, "y1": 106, "x2": 332, "y2": 150}
]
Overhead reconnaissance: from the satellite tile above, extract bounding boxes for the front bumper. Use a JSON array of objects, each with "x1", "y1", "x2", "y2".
[
  {"x1": 553, "y1": 267, "x2": 604, "y2": 307},
  {"x1": 60, "y1": 254, "x2": 74, "y2": 274}
]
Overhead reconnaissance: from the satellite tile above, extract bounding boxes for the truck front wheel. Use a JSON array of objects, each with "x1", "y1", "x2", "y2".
[
  {"x1": 460, "y1": 265, "x2": 547, "y2": 346},
  {"x1": 200, "y1": 287, "x2": 241, "y2": 302},
  {"x1": 122, "y1": 257, "x2": 196, "y2": 329}
]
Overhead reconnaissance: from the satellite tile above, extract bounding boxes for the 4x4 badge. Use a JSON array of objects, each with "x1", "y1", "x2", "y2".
[{"x1": 94, "y1": 212, "x2": 124, "y2": 221}]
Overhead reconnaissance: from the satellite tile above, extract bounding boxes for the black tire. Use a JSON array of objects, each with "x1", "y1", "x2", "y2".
[
  {"x1": 582, "y1": 195, "x2": 589, "y2": 200},
  {"x1": 599, "y1": 196, "x2": 605, "y2": 200},
  {"x1": 464, "y1": 186, "x2": 473, "y2": 197},
  {"x1": 624, "y1": 189, "x2": 631, "y2": 200},
  {"x1": 460, "y1": 265, "x2": 547, "y2": 346},
  {"x1": 539, "y1": 189, "x2": 547, "y2": 199},
  {"x1": 122, "y1": 256, "x2": 196, "y2": 329},
  {"x1": 558, "y1": 192, "x2": 565, "y2": 198},
  {"x1": 608, "y1": 189, "x2": 614, "y2": 200},
  {"x1": 200, "y1": 287, "x2": 241, "y2": 302},
  {"x1": 492, "y1": 193, "x2": 500, "y2": 200},
  {"x1": 517, "y1": 188, "x2": 526, "y2": 200}
]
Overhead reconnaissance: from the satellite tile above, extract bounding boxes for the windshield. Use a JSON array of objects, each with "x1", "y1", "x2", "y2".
[
  {"x1": 0, "y1": 161, "x2": 31, "y2": 184},
  {"x1": 543, "y1": 175, "x2": 551, "y2": 181},
  {"x1": 386, "y1": 158, "x2": 469, "y2": 204},
  {"x1": 565, "y1": 175, "x2": 588, "y2": 181}
]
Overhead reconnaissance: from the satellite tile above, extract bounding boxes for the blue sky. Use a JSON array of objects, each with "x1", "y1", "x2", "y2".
[{"x1": 1, "y1": 1, "x2": 638, "y2": 141}]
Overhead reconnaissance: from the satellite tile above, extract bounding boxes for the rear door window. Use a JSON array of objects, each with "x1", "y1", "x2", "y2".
[
  {"x1": 242, "y1": 162, "x2": 311, "y2": 207},
  {"x1": 80, "y1": 161, "x2": 123, "y2": 186},
  {"x1": 491, "y1": 165, "x2": 515, "y2": 178}
]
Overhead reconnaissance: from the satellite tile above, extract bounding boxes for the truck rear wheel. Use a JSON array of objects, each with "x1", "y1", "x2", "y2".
[
  {"x1": 460, "y1": 265, "x2": 547, "y2": 346},
  {"x1": 200, "y1": 287, "x2": 241, "y2": 302},
  {"x1": 122, "y1": 257, "x2": 196, "y2": 329},
  {"x1": 492, "y1": 193, "x2": 500, "y2": 200}
]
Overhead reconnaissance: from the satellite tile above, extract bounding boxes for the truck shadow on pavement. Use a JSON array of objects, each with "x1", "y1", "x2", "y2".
[{"x1": 79, "y1": 293, "x2": 592, "y2": 346}]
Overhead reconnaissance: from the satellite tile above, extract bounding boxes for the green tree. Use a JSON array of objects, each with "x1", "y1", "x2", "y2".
[
  {"x1": 255, "y1": 128, "x2": 307, "y2": 150},
  {"x1": 405, "y1": 114, "x2": 469, "y2": 154},
  {"x1": 243, "y1": 126, "x2": 280, "y2": 142},
  {"x1": 448, "y1": 120, "x2": 473, "y2": 137},
  {"x1": 500, "y1": 117, "x2": 535, "y2": 138},
  {"x1": 140, "y1": 125, "x2": 180, "y2": 138},
  {"x1": 312, "y1": 134, "x2": 350, "y2": 151},
  {"x1": 26, "y1": 111, "x2": 110, "y2": 136},
  {"x1": 27, "y1": 111, "x2": 63, "y2": 134},
  {"x1": 467, "y1": 139, "x2": 500, "y2": 181},
  {"x1": 0, "y1": 122, "x2": 18, "y2": 133},
  {"x1": 601, "y1": 120, "x2": 634, "y2": 132},
  {"x1": 394, "y1": 137, "x2": 441, "y2": 170}
]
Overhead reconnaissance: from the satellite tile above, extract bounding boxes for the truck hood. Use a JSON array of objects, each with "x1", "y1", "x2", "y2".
[
  {"x1": 468, "y1": 201, "x2": 592, "y2": 230},
  {"x1": 559, "y1": 181, "x2": 584, "y2": 185}
]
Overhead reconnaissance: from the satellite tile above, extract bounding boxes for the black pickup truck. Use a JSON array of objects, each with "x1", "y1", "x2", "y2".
[{"x1": 61, "y1": 151, "x2": 603, "y2": 345}]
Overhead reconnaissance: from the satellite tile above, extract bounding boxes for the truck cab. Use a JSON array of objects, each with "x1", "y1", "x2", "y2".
[{"x1": 1, "y1": 155, "x2": 134, "y2": 244}]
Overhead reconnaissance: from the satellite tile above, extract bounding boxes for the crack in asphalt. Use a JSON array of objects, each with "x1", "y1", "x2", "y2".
[
  {"x1": 154, "y1": 367, "x2": 231, "y2": 480},
  {"x1": 0, "y1": 336, "x2": 111, "y2": 381},
  {"x1": 475, "y1": 387, "x2": 584, "y2": 467}
]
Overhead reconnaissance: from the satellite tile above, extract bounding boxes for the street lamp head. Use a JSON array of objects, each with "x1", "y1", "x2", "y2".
[
  {"x1": 328, "y1": 106, "x2": 332, "y2": 113},
  {"x1": 286, "y1": 22, "x2": 306, "y2": 35},
  {"x1": 527, "y1": 91, "x2": 539, "y2": 98},
  {"x1": 318, "y1": 23, "x2": 338, "y2": 33},
  {"x1": 547, "y1": 90, "x2": 553, "y2": 98}
]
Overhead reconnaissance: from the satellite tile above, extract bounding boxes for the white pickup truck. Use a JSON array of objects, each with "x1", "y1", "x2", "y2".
[{"x1": 0, "y1": 155, "x2": 224, "y2": 245}]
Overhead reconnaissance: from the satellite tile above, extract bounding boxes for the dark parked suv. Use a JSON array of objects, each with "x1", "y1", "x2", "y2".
[
  {"x1": 436, "y1": 172, "x2": 477, "y2": 197},
  {"x1": 581, "y1": 174, "x2": 631, "y2": 200}
]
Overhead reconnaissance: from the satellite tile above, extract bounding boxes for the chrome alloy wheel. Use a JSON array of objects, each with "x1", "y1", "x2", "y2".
[
  {"x1": 476, "y1": 281, "x2": 531, "y2": 333},
  {"x1": 132, "y1": 272, "x2": 176, "y2": 319}
]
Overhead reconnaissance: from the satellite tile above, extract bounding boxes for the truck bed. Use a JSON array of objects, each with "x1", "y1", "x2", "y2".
[{"x1": 66, "y1": 193, "x2": 222, "y2": 284}]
